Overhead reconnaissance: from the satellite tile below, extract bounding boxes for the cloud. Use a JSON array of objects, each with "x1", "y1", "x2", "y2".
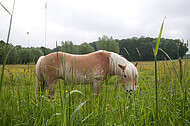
[{"x1": 0, "y1": 0, "x2": 190, "y2": 51}]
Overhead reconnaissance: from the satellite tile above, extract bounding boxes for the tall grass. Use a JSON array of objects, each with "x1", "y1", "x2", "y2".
[
  {"x1": 154, "y1": 18, "x2": 165, "y2": 125},
  {"x1": 0, "y1": 59, "x2": 190, "y2": 125},
  {"x1": 0, "y1": 0, "x2": 15, "y2": 96}
]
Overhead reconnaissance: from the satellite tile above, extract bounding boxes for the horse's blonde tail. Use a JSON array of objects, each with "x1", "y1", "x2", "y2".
[
  {"x1": 36, "y1": 56, "x2": 45, "y2": 76},
  {"x1": 36, "y1": 56, "x2": 45, "y2": 95}
]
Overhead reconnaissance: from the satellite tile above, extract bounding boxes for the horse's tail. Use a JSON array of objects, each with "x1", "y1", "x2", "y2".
[
  {"x1": 36, "y1": 56, "x2": 44, "y2": 76},
  {"x1": 36, "y1": 56, "x2": 45, "y2": 94}
]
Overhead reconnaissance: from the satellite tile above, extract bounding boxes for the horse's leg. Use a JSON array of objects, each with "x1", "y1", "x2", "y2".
[
  {"x1": 35, "y1": 80, "x2": 40, "y2": 102},
  {"x1": 36, "y1": 79, "x2": 46, "y2": 92},
  {"x1": 92, "y1": 79, "x2": 101, "y2": 97},
  {"x1": 35, "y1": 75, "x2": 46, "y2": 101},
  {"x1": 36, "y1": 80, "x2": 41, "y2": 93},
  {"x1": 48, "y1": 79, "x2": 58, "y2": 99}
]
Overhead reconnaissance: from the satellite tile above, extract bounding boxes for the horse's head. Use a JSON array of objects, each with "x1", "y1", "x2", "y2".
[{"x1": 118, "y1": 62, "x2": 138, "y2": 94}]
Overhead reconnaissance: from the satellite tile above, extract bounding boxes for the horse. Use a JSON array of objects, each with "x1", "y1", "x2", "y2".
[{"x1": 35, "y1": 50, "x2": 138, "y2": 98}]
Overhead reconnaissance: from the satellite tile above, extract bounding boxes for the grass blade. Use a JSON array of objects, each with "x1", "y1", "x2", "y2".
[
  {"x1": 154, "y1": 17, "x2": 166, "y2": 125},
  {"x1": 158, "y1": 48, "x2": 179, "y2": 80},
  {"x1": 154, "y1": 17, "x2": 166, "y2": 56},
  {"x1": 66, "y1": 90, "x2": 85, "y2": 100},
  {"x1": 0, "y1": 2, "x2": 11, "y2": 15},
  {"x1": 124, "y1": 47, "x2": 133, "y2": 61},
  {"x1": 62, "y1": 90, "x2": 85, "y2": 125},
  {"x1": 70, "y1": 100, "x2": 87, "y2": 124}
]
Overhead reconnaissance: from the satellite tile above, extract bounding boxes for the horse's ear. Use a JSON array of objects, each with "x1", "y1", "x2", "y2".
[
  {"x1": 118, "y1": 64, "x2": 126, "y2": 71},
  {"x1": 134, "y1": 62, "x2": 138, "y2": 67}
]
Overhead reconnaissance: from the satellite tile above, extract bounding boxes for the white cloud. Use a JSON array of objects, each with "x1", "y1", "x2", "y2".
[{"x1": 0, "y1": 0, "x2": 190, "y2": 51}]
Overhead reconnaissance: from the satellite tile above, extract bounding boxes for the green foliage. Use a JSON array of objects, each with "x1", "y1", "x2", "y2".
[
  {"x1": 60, "y1": 41, "x2": 95, "y2": 54},
  {"x1": 90, "y1": 41, "x2": 98, "y2": 51},
  {"x1": 0, "y1": 36, "x2": 188, "y2": 65},
  {"x1": 61, "y1": 41, "x2": 77, "y2": 54},
  {"x1": 0, "y1": 40, "x2": 5, "y2": 55},
  {"x1": 30, "y1": 48, "x2": 44, "y2": 63},
  {"x1": 78, "y1": 42, "x2": 95, "y2": 54},
  {"x1": 40, "y1": 46, "x2": 52, "y2": 55},
  {"x1": 18, "y1": 48, "x2": 31, "y2": 64},
  {"x1": 97, "y1": 35, "x2": 120, "y2": 53},
  {"x1": 118, "y1": 37, "x2": 188, "y2": 61},
  {"x1": 6, "y1": 45, "x2": 18, "y2": 64},
  {"x1": 0, "y1": 42, "x2": 44, "y2": 64},
  {"x1": 0, "y1": 43, "x2": 18, "y2": 64},
  {"x1": 15, "y1": 48, "x2": 43, "y2": 64}
]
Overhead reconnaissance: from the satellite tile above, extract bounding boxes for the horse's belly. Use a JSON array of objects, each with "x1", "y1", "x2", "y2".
[{"x1": 65, "y1": 73, "x2": 92, "y2": 84}]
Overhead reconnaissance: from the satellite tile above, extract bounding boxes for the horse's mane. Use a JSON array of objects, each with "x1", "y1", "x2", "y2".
[{"x1": 109, "y1": 51, "x2": 138, "y2": 79}]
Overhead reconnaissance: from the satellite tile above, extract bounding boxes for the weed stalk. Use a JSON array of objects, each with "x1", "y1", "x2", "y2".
[
  {"x1": 154, "y1": 17, "x2": 165, "y2": 124},
  {"x1": 0, "y1": 0, "x2": 15, "y2": 96}
]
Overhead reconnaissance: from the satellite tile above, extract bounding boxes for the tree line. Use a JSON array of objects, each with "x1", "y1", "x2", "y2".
[
  {"x1": 117, "y1": 37, "x2": 188, "y2": 61},
  {"x1": 0, "y1": 35, "x2": 188, "y2": 64}
]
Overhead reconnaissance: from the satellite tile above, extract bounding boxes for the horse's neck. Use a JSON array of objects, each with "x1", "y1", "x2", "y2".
[
  {"x1": 109, "y1": 55, "x2": 125, "y2": 77},
  {"x1": 110, "y1": 65, "x2": 122, "y2": 77}
]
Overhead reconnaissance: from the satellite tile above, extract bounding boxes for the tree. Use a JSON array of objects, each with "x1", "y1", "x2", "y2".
[
  {"x1": 90, "y1": 41, "x2": 98, "y2": 51},
  {"x1": 78, "y1": 42, "x2": 95, "y2": 54},
  {"x1": 18, "y1": 48, "x2": 30, "y2": 64},
  {"x1": 0, "y1": 43, "x2": 19, "y2": 64},
  {"x1": 6, "y1": 45, "x2": 18, "y2": 64},
  {"x1": 61, "y1": 41, "x2": 77, "y2": 54},
  {"x1": 97, "y1": 35, "x2": 119, "y2": 53},
  {"x1": 40, "y1": 46, "x2": 52, "y2": 55},
  {"x1": 30, "y1": 48, "x2": 44, "y2": 63},
  {"x1": 52, "y1": 46, "x2": 61, "y2": 52},
  {"x1": 118, "y1": 37, "x2": 188, "y2": 61},
  {"x1": 0, "y1": 40, "x2": 5, "y2": 56}
]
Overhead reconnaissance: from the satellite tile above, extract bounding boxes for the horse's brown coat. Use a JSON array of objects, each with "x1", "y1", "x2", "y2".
[
  {"x1": 36, "y1": 51, "x2": 138, "y2": 98},
  {"x1": 36, "y1": 51, "x2": 112, "y2": 96}
]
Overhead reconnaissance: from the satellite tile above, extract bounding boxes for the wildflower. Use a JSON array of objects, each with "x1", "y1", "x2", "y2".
[{"x1": 140, "y1": 65, "x2": 142, "y2": 70}]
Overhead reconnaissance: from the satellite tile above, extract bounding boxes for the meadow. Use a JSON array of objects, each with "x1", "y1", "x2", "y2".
[
  {"x1": 1, "y1": 1, "x2": 189, "y2": 125},
  {"x1": 0, "y1": 59, "x2": 189, "y2": 126}
]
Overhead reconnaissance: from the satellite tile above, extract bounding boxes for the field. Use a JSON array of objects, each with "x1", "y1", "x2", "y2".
[{"x1": 0, "y1": 60, "x2": 190, "y2": 126}]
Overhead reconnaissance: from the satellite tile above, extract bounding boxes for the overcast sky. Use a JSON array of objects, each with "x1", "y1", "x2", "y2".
[{"x1": 0, "y1": 0, "x2": 190, "y2": 52}]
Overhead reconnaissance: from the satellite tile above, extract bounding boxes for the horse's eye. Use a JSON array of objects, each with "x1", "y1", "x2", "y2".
[{"x1": 124, "y1": 75, "x2": 127, "y2": 78}]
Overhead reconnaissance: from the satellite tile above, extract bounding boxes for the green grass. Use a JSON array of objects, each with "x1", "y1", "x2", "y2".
[
  {"x1": 0, "y1": 60, "x2": 189, "y2": 126},
  {"x1": 154, "y1": 17, "x2": 165, "y2": 125},
  {"x1": 1, "y1": 3, "x2": 189, "y2": 125},
  {"x1": 0, "y1": 0, "x2": 15, "y2": 96}
]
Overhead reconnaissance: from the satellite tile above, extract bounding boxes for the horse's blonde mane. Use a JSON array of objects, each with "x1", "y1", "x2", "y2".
[{"x1": 109, "y1": 52, "x2": 138, "y2": 79}]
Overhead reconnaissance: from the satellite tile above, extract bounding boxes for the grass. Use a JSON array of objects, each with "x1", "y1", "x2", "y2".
[
  {"x1": 0, "y1": 60, "x2": 189, "y2": 125},
  {"x1": 0, "y1": 0, "x2": 15, "y2": 96},
  {"x1": 154, "y1": 17, "x2": 165, "y2": 125},
  {"x1": 1, "y1": 2, "x2": 189, "y2": 125}
]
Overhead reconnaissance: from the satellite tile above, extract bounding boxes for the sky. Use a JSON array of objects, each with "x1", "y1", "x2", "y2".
[{"x1": 0, "y1": 0, "x2": 190, "y2": 53}]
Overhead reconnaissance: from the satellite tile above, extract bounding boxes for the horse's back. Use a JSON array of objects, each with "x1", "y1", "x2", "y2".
[{"x1": 38, "y1": 51, "x2": 111, "y2": 83}]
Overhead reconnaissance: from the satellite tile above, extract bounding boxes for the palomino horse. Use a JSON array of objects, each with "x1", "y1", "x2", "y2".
[{"x1": 36, "y1": 50, "x2": 138, "y2": 97}]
